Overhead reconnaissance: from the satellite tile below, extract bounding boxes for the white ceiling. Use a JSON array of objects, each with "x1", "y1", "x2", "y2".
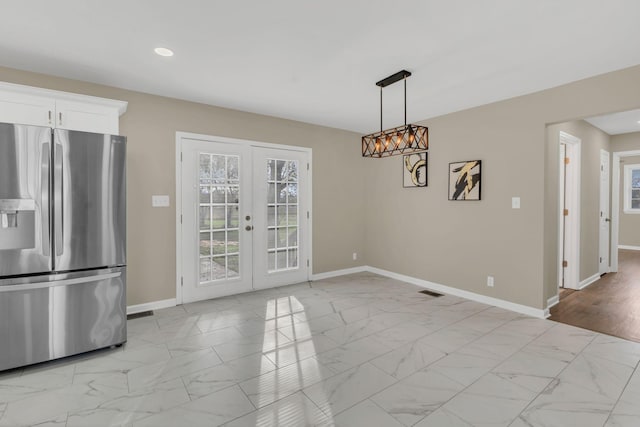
[
  {"x1": 585, "y1": 109, "x2": 640, "y2": 135},
  {"x1": 1, "y1": 1, "x2": 640, "y2": 133}
]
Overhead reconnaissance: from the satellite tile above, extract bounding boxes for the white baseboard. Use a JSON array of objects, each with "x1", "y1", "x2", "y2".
[
  {"x1": 366, "y1": 266, "x2": 546, "y2": 319},
  {"x1": 127, "y1": 298, "x2": 177, "y2": 315},
  {"x1": 311, "y1": 266, "x2": 368, "y2": 281},
  {"x1": 619, "y1": 245, "x2": 640, "y2": 251},
  {"x1": 579, "y1": 273, "x2": 601, "y2": 290},
  {"x1": 544, "y1": 295, "x2": 560, "y2": 318},
  {"x1": 137, "y1": 266, "x2": 547, "y2": 319}
]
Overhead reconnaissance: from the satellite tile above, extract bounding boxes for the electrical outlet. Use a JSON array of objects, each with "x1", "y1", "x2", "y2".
[
  {"x1": 487, "y1": 276, "x2": 494, "y2": 287},
  {"x1": 352, "y1": 252, "x2": 357, "y2": 261}
]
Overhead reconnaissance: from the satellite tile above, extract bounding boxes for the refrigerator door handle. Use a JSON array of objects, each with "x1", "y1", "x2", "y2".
[
  {"x1": 54, "y1": 139, "x2": 64, "y2": 257},
  {"x1": 41, "y1": 141, "x2": 51, "y2": 257},
  {"x1": 0, "y1": 272, "x2": 121, "y2": 293}
]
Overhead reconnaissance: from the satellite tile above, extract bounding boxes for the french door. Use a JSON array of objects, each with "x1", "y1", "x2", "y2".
[{"x1": 179, "y1": 135, "x2": 310, "y2": 303}]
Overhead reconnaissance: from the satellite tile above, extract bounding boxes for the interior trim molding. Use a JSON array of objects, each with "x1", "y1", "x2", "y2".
[
  {"x1": 363, "y1": 266, "x2": 546, "y2": 319},
  {"x1": 611, "y1": 150, "x2": 640, "y2": 273},
  {"x1": 579, "y1": 273, "x2": 601, "y2": 290},
  {"x1": 127, "y1": 298, "x2": 177, "y2": 315},
  {"x1": 544, "y1": 295, "x2": 560, "y2": 318},
  {"x1": 133, "y1": 266, "x2": 550, "y2": 318},
  {"x1": 619, "y1": 245, "x2": 640, "y2": 251},
  {"x1": 311, "y1": 266, "x2": 368, "y2": 281}
]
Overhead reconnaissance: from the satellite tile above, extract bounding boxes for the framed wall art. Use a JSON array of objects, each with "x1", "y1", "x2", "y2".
[
  {"x1": 403, "y1": 152, "x2": 428, "y2": 188},
  {"x1": 449, "y1": 160, "x2": 481, "y2": 200}
]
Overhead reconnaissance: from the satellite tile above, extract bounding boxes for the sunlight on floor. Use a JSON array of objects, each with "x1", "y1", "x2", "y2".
[{"x1": 256, "y1": 296, "x2": 334, "y2": 425}]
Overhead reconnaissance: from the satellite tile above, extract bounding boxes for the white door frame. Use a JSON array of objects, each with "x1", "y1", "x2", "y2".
[
  {"x1": 599, "y1": 149, "x2": 610, "y2": 275},
  {"x1": 175, "y1": 131, "x2": 313, "y2": 305},
  {"x1": 557, "y1": 131, "x2": 581, "y2": 290},
  {"x1": 611, "y1": 149, "x2": 640, "y2": 273}
]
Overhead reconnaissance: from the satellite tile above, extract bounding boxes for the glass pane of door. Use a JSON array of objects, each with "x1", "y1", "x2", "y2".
[
  {"x1": 266, "y1": 159, "x2": 299, "y2": 272},
  {"x1": 199, "y1": 153, "x2": 241, "y2": 282}
]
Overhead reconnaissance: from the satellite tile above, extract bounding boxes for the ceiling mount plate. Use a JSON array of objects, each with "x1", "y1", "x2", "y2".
[{"x1": 376, "y1": 70, "x2": 412, "y2": 88}]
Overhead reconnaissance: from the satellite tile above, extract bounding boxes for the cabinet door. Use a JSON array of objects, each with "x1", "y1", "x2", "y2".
[
  {"x1": 55, "y1": 100, "x2": 119, "y2": 135},
  {"x1": 0, "y1": 90, "x2": 55, "y2": 127}
]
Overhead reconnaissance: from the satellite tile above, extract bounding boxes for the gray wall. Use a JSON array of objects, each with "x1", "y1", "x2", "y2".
[
  {"x1": 366, "y1": 65, "x2": 640, "y2": 310},
  {"x1": 3, "y1": 64, "x2": 640, "y2": 311},
  {"x1": 0, "y1": 66, "x2": 367, "y2": 306},
  {"x1": 611, "y1": 132, "x2": 640, "y2": 152},
  {"x1": 612, "y1": 132, "x2": 640, "y2": 247},
  {"x1": 619, "y1": 155, "x2": 640, "y2": 247},
  {"x1": 545, "y1": 120, "x2": 610, "y2": 288}
]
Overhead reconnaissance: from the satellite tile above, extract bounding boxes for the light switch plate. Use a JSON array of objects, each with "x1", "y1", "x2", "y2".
[
  {"x1": 152, "y1": 195, "x2": 170, "y2": 207},
  {"x1": 512, "y1": 197, "x2": 521, "y2": 209}
]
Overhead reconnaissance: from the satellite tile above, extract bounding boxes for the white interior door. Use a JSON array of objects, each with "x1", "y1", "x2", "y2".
[
  {"x1": 179, "y1": 135, "x2": 311, "y2": 303},
  {"x1": 559, "y1": 143, "x2": 566, "y2": 289},
  {"x1": 599, "y1": 149, "x2": 610, "y2": 274},
  {"x1": 181, "y1": 138, "x2": 253, "y2": 303},
  {"x1": 558, "y1": 132, "x2": 581, "y2": 290}
]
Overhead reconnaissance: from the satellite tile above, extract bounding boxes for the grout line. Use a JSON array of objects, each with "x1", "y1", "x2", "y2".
[
  {"x1": 257, "y1": 302, "x2": 499, "y2": 423},
  {"x1": 301, "y1": 388, "x2": 334, "y2": 422},
  {"x1": 5, "y1": 272, "x2": 634, "y2": 426},
  {"x1": 237, "y1": 382, "x2": 258, "y2": 411},
  {"x1": 603, "y1": 342, "x2": 640, "y2": 425},
  {"x1": 351, "y1": 306, "x2": 550, "y2": 424},
  {"x1": 508, "y1": 328, "x2": 600, "y2": 424}
]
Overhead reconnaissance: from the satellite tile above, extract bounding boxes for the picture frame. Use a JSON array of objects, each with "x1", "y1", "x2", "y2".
[
  {"x1": 448, "y1": 160, "x2": 481, "y2": 200},
  {"x1": 403, "y1": 152, "x2": 428, "y2": 188}
]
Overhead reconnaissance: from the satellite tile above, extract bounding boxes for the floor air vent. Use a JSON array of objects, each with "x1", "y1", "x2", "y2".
[
  {"x1": 127, "y1": 310, "x2": 154, "y2": 320},
  {"x1": 419, "y1": 289, "x2": 443, "y2": 298}
]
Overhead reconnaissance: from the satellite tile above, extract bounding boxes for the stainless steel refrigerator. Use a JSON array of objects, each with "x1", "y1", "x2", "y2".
[{"x1": 0, "y1": 122, "x2": 126, "y2": 371}]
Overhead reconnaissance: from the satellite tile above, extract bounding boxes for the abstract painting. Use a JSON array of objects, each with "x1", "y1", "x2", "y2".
[
  {"x1": 403, "y1": 152, "x2": 427, "y2": 187},
  {"x1": 449, "y1": 160, "x2": 481, "y2": 200}
]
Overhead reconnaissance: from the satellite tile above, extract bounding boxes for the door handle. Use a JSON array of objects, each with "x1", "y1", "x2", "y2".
[
  {"x1": 245, "y1": 225, "x2": 253, "y2": 231},
  {"x1": 0, "y1": 271, "x2": 121, "y2": 293},
  {"x1": 605, "y1": 218, "x2": 610, "y2": 222},
  {"x1": 41, "y1": 142, "x2": 50, "y2": 256},
  {"x1": 54, "y1": 140, "x2": 64, "y2": 256}
]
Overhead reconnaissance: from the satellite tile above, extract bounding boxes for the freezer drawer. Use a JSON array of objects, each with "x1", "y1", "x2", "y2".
[{"x1": 0, "y1": 267, "x2": 126, "y2": 371}]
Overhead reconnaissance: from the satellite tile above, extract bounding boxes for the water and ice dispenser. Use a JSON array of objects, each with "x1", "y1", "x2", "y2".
[{"x1": 0, "y1": 198, "x2": 36, "y2": 250}]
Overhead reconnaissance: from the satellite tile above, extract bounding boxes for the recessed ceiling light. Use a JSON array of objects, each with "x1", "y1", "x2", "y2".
[{"x1": 154, "y1": 47, "x2": 174, "y2": 57}]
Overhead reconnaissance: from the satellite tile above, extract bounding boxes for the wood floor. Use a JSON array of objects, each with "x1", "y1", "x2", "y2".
[{"x1": 550, "y1": 249, "x2": 640, "y2": 342}]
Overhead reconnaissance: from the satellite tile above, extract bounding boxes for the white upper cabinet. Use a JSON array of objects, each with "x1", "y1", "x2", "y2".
[
  {"x1": 0, "y1": 89, "x2": 55, "y2": 128},
  {"x1": 0, "y1": 82, "x2": 127, "y2": 135},
  {"x1": 54, "y1": 99, "x2": 122, "y2": 135}
]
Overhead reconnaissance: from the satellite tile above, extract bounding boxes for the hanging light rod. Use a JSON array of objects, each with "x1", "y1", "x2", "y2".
[
  {"x1": 362, "y1": 69, "x2": 429, "y2": 158},
  {"x1": 376, "y1": 70, "x2": 412, "y2": 87}
]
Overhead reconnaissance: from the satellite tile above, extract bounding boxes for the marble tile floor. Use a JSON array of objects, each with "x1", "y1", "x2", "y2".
[{"x1": 2, "y1": 272, "x2": 640, "y2": 426}]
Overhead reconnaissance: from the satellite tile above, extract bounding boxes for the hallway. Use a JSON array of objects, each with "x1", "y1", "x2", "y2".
[{"x1": 550, "y1": 249, "x2": 640, "y2": 342}]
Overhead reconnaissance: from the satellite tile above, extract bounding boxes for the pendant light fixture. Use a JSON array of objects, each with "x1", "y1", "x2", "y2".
[{"x1": 361, "y1": 70, "x2": 428, "y2": 158}]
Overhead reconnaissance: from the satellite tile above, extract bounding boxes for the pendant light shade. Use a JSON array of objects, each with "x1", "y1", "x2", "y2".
[{"x1": 361, "y1": 70, "x2": 429, "y2": 158}]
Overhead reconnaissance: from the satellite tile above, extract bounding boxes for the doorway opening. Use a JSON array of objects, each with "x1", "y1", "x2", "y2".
[
  {"x1": 611, "y1": 148, "x2": 640, "y2": 271},
  {"x1": 549, "y1": 110, "x2": 640, "y2": 343}
]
